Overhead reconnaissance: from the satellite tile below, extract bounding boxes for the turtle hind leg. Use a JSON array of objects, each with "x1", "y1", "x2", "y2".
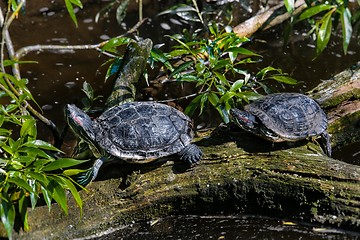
[
  {"x1": 75, "y1": 157, "x2": 106, "y2": 186},
  {"x1": 320, "y1": 131, "x2": 332, "y2": 157},
  {"x1": 178, "y1": 144, "x2": 202, "y2": 164}
]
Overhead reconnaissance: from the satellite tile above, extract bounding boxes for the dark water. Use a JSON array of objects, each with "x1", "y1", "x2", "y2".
[
  {"x1": 7, "y1": 1, "x2": 360, "y2": 239},
  {"x1": 90, "y1": 215, "x2": 360, "y2": 240}
]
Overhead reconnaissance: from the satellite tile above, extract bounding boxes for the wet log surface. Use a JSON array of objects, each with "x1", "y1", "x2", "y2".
[{"x1": 14, "y1": 58, "x2": 360, "y2": 239}]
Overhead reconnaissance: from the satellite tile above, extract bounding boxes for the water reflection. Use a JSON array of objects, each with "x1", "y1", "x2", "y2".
[{"x1": 92, "y1": 215, "x2": 360, "y2": 240}]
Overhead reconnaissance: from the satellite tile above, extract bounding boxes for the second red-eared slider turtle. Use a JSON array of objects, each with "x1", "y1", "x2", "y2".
[
  {"x1": 230, "y1": 93, "x2": 331, "y2": 156},
  {"x1": 66, "y1": 102, "x2": 202, "y2": 185}
]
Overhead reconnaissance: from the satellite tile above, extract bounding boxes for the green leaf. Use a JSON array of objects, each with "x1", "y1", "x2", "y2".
[
  {"x1": 64, "y1": 0, "x2": 78, "y2": 27},
  {"x1": 63, "y1": 169, "x2": 87, "y2": 176},
  {"x1": 219, "y1": 92, "x2": 236, "y2": 103},
  {"x1": 22, "y1": 140, "x2": 60, "y2": 152},
  {"x1": 101, "y1": 37, "x2": 131, "y2": 53},
  {"x1": 150, "y1": 49, "x2": 174, "y2": 71},
  {"x1": 167, "y1": 49, "x2": 190, "y2": 58},
  {"x1": 58, "y1": 176, "x2": 83, "y2": 214},
  {"x1": 105, "y1": 58, "x2": 122, "y2": 81},
  {"x1": 169, "y1": 61, "x2": 193, "y2": 78},
  {"x1": 7, "y1": 177, "x2": 33, "y2": 193},
  {"x1": 340, "y1": 7, "x2": 353, "y2": 54},
  {"x1": 230, "y1": 80, "x2": 244, "y2": 92},
  {"x1": 184, "y1": 94, "x2": 202, "y2": 116},
  {"x1": 42, "y1": 158, "x2": 86, "y2": 172},
  {"x1": 284, "y1": 0, "x2": 295, "y2": 13},
  {"x1": 213, "y1": 59, "x2": 231, "y2": 70},
  {"x1": 269, "y1": 75, "x2": 298, "y2": 84},
  {"x1": 82, "y1": 81, "x2": 94, "y2": 101},
  {"x1": 316, "y1": 10, "x2": 333, "y2": 55},
  {"x1": 178, "y1": 74, "x2": 198, "y2": 82},
  {"x1": 0, "y1": 197, "x2": 15, "y2": 239},
  {"x1": 298, "y1": 4, "x2": 335, "y2": 21},
  {"x1": 208, "y1": 92, "x2": 220, "y2": 107},
  {"x1": 214, "y1": 71, "x2": 229, "y2": 86},
  {"x1": 20, "y1": 118, "x2": 36, "y2": 138},
  {"x1": 18, "y1": 193, "x2": 30, "y2": 231},
  {"x1": 70, "y1": 0, "x2": 83, "y2": 7},
  {"x1": 40, "y1": 185, "x2": 53, "y2": 212},
  {"x1": 48, "y1": 178, "x2": 68, "y2": 215},
  {"x1": 226, "y1": 47, "x2": 261, "y2": 57},
  {"x1": 3, "y1": 60, "x2": 38, "y2": 67}
]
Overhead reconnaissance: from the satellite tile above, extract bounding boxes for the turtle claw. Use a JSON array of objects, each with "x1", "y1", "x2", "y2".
[{"x1": 179, "y1": 144, "x2": 202, "y2": 164}]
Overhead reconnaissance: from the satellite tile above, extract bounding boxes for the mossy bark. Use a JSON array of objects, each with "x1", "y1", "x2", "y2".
[{"x1": 12, "y1": 61, "x2": 360, "y2": 239}]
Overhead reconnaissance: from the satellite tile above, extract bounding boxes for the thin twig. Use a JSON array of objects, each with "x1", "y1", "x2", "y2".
[
  {"x1": 14, "y1": 18, "x2": 148, "y2": 60},
  {"x1": 156, "y1": 91, "x2": 208, "y2": 103}
]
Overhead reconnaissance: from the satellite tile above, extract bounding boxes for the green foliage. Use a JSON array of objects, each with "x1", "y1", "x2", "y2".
[
  {"x1": 0, "y1": 2, "x2": 86, "y2": 239},
  {"x1": 64, "y1": 0, "x2": 83, "y2": 27},
  {"x1": 150, "y1": 23, "x2": 297, "y2": 123},
  {"x1": 0, "y1": 94, "x2": 85, "y2": 238},
  {"x1": 297, "y1": 0, "x2": 356, "y2": 55}
]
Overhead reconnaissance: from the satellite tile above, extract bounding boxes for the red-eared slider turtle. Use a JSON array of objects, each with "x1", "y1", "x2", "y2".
[
  {"x1": 66, "y1": 102, "x2": 202, "y2": 185},
  {"x1": 230, "y1": 93, "x2": 331, "y2": 156}
]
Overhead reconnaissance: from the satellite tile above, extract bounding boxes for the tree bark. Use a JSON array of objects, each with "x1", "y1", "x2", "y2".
[{"x1": 12, "y1": 61, "x2": 360, "y2": 239}]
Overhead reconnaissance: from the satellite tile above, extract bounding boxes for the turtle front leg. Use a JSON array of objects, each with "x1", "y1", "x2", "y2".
[
  {"x1": 321, "y1": 131, "x2": 332, "y2": 157},
  {"x1": 76, "y1": 157, "x2": 106, "y2": 186},
  {"x1": 178, "y1": 144, "x2": 202, "y2": 164}
]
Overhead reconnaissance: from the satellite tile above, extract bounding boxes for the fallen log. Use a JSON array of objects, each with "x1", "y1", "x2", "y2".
[{"x1": 11, "y1": 58, "x2": 360, "y2": 240}]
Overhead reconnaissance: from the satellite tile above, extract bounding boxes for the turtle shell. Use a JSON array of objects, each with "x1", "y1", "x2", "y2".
[
  {"x1": 246, "y1": 93, "x2": 328, "y2": 141},
  {"x1": 93, "y1": 102, "x2": 194, "y2": 162}
]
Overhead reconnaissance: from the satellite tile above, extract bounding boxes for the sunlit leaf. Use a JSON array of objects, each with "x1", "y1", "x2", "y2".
[
  {"x1": 179, "y1": 74, "x2": 198, "y2": 82},
  {"x1": 230, "y1": 80, "x2": 244, "y2": 92},
  {"x1": 316, "y1": 10, "x2": 333, "y2": 55},
  {"x1": 40, "y1": 185, "x2": 53, "y2": 212},
  {"x1": 64, "y1": 0, "x2": 78, "y2": 27},
  {"x1": 7, "y1": 177, "x2": 33, "y2": 193},
  {"x1": 0, "y1": 197, "x2": 15, "y2": 239},
  {"x1": 20, "y1": 118, "x2": 36, "y2": 138},
  {"x1": 58, "y1": 176, "x2": 83, "y2": 215},
  {"x1": 269, "y1": 75, "x2": 298, "y2": 84},
  {"x1": 101, "y1": 37, "x2": 131, "y2": 53},
  {"x1": 340, "y1": 7, "x2": 353, "y2": 54},
  {"x1": 70, "y1": 0, "x2": 83, "y2": 7},
  {"x1": 226, "y1": 47, "x2": 261, "y2": 57},
  {"x1": 284, "y1": 0, "x2": 295, "y2": 13},
  {"x1": 298, "y1": 4, "x2": 335, "y2": 21},
  {"x1": 22, "y1": 140, "x2": 60, "y2": 152},
  {"x1": 42, "y1": 158, "x2": 86, "y2": 172},
  {"x1": 63, "y1": 169, "x2": 87, "y2": 176},
  {"x1": 48, "y1": 178, "x2": 68, "y2": 215},
  {"x1": 3, "y1": 60, "x2": 38, "y2": 67}
]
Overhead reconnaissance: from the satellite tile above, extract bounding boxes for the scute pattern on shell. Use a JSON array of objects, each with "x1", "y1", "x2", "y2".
[
  {"x1": 246, "y1": 93, "x2": 328, "y2": 141},
  {"x1": 93, "y1": 102, "x2": 193, "y2": 162}
]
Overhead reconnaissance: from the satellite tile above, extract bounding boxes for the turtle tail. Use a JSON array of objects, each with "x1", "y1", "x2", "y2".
[
  {"x1": 75, "y1": 158, "x2": 105, "y2": 186},
  {"x1": 178, "y1": 144, "x2": 202, "y2": 164}
]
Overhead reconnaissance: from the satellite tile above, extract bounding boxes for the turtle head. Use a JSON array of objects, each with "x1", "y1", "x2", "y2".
[
  {"x1": 230, "y1": 108, "x2": 259, "y2": 132},
  {"x1": 65, "y1": 104, "x2": 96, "y2": 144}
]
